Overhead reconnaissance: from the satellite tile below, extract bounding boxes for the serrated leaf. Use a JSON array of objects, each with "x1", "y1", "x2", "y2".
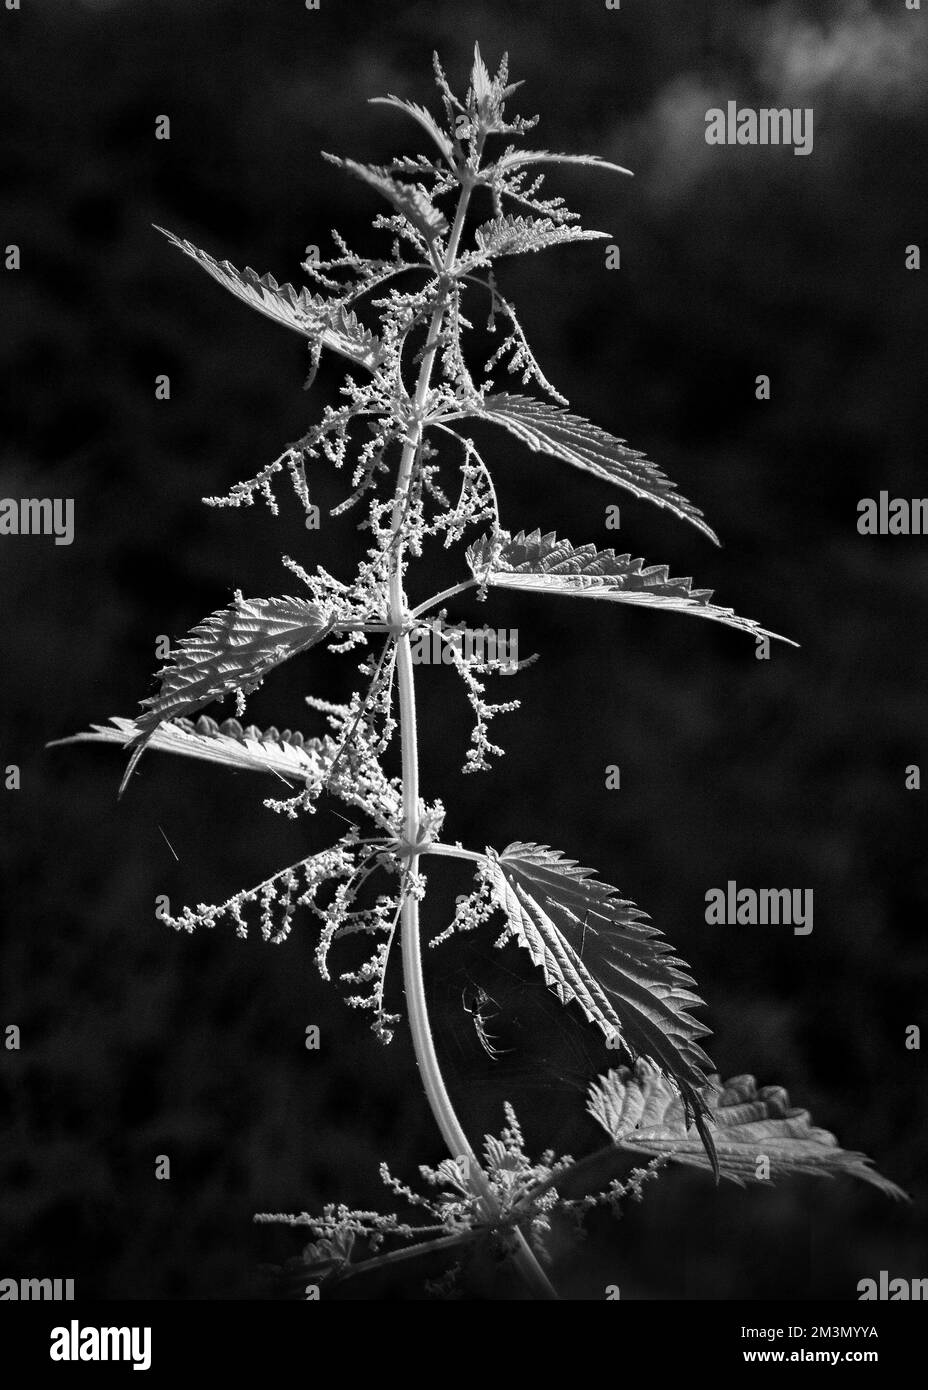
[
  {"x1": 484, "y1": 842, "x2": 713, "y2": 1094},
  {"x1": 299, "y1": 1227, "x2": 356, "y2": 1284},
  {"x1": 52, "y1": 714, "x2": 401, "y2": 823},
  {"x1": 51, "y1": 715, "x2": 341, "y2": 784},
  {"x1": 476, "y1": 394, "x2": 718, "y2": 543},
  {"x1": 470, "y1": 42, "x2": 494, "y2": 107},
  {"x1": 467, "y1": 530, "x2": 796, "y2": 645},
  {"x1": 588, "y1": 1062, "x2": 908, "y2": 1199},
  {"x1": 156, "y1": 227, "x2": 383, "y2": 371},
  {"x1": 325, "y1": 156, "x2": 448, "y2": 241},
  {"x1": 469, "y1": 214, "x2": 609, "y2": 264},
  {"x1": 118, "y1": 593, "x2": 334, "y2": 794},
  {"x1": 492, "y1": 148, "x2": 633, "y2": 178},
  {"x1": 368, "y1": 96, "x2": 455, "y2": 164},
  {"x1": 465, "y1": 44, "x2": 524, "y2": 133}
]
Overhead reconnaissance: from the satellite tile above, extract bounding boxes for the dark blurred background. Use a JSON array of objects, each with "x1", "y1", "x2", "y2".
[{"x1": 1, "y1": 0, "x2": 926, "y2": 1300}]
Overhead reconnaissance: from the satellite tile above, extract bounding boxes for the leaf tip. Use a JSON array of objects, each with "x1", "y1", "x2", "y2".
[
  {"x1": 682, "y1": 1079, "x2": 720, "y2": 1185},
  {"x1": 117, "y1": 737, "x2": 149, "y2": 800}
]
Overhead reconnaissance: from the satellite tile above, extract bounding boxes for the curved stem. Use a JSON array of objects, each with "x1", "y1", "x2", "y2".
[
  {"x1": 410, "y1": 579, "x2": 477, "y2": 620},
  {"x1": 386, "y1": 159, "x2": 558, "y2": 1301}
]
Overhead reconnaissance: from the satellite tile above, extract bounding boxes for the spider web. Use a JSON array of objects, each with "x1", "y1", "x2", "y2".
[{"x1": 432, "y1": 938, "x2": 610, "y2": 1155}]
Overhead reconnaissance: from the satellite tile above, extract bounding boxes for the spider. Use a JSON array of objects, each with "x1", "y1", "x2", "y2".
[{"x1": 462, "y1": 984, "x2": 512, "y2": 1061}]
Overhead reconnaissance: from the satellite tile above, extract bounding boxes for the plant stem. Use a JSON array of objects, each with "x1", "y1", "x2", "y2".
[
  {"x1": 387, "y1": 158, "x2": 558, "y2": 1301},
  {"x1": 334, "y1": 1229, "x2": 476, "y2": 1285},
  {"x1": 410, "y1": 579, "x2": 477, "y2": 619},
  {"x1": 425, "y1": 842, "x2": 483, "y2": 863}
]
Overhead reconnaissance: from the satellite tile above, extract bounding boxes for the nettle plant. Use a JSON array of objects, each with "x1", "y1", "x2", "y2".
[{"x1": 59, "y1": 49, "x2": 904, "y2": 1299}]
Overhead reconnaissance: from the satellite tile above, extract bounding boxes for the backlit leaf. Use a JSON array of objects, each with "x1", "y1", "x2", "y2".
[
  {"x1": 156, "y1": 227, "x2": 383, "y2": 370},
  {"x1": 51, "y1": 715, "x2": 401, "y2": 823},
  {"x1": 476, "y1": 393, "x2": 718, "y2": 543},
  {"x1": 325, "y1": 156, "x2": 449, "y2": 242},
  {"x1": 466, "y1": 214, "x2": 609, "y2": 265},
  {"x1": 467, "y1": 530, "x2": 796, "y2": 644},
  {"x1": 483, "y1": 842, "x2": 714, "y2": 1090},
  {"x1": 492, "y1": 148, "x2": 633, "y2": 178},
  {"x1": 117, "y1": 593, "x2": 334, "y2": 794},
  {"x1": 368, "y1": 96, "x2": 455, "y2": 164},
  {"x1": 589, "y1": 1063, "x2": 908, "y2": 1199}
]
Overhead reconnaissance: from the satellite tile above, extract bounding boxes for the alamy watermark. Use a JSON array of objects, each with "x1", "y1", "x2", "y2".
[
  {"x1": 857, "y1": 493, "x2": 928, "y2": 535},
  {"x1": 705, "y1": 880, "x2": 813, "y2": 935},
  {"x1": 410, "y1": 619, "x2": 519, "y2": 672},
  {"x1": 858, "y1": 1272, "x2": 928, "y2": 1300},
  {"x1": 49, "y1": 1320, "x2": 151, "y2": 1371},
  {"x1": 0, "y1": 1276, "x2": 74, "y2": 1300},
  {"x1": 0, "y1": 497, "x2": 74, "y2": 545},
  {"x1": 705, "y1": 102, "x2": 813, "y2": 157}
]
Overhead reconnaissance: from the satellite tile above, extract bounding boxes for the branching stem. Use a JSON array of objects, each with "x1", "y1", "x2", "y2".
[{"x1": 387, "y1": 147, "x2": 558, "y2": 1301}]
